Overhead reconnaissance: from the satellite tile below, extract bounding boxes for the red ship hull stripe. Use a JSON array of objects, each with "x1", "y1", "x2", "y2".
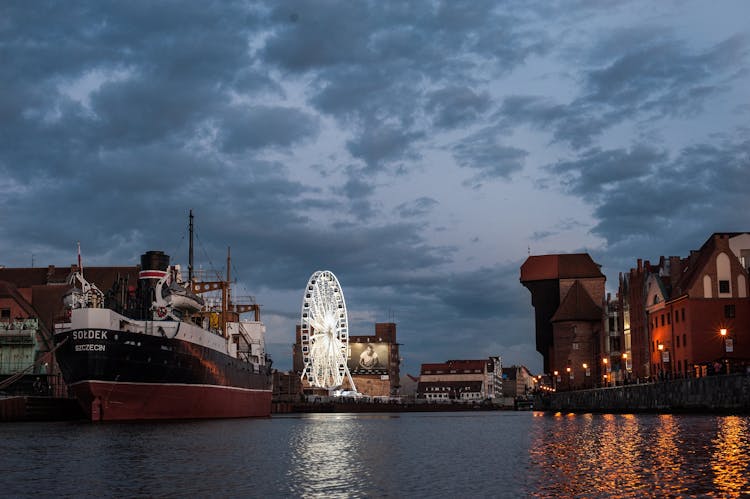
[
  {"x1": 69, "y1": 380, "x2": 272, "y2": 421},
  {"x1": 139, "y1": 270, "x2": 168, "y2": 279}
]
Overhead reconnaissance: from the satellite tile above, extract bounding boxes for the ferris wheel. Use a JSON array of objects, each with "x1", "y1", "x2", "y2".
[{"x1": 300, "y1": 270, "x2": 356, "y2": 392}]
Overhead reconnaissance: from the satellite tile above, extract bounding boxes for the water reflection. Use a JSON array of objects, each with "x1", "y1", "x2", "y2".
[
  {"x1": 528, "y1": 413, "x2": 750, "y2": 497},
  {"x1": 711, "y1": 416, "x2": 750, "y2": 497},
  {"x1": 286, "y1": 414, "x2": 391, "y2": 498}
]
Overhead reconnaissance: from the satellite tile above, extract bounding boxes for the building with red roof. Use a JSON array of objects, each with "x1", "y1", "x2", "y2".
[{"x1": 520, "y1": 253, "x2": 605, "y2": 388}]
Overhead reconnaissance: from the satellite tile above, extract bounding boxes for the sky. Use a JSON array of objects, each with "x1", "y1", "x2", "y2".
[{"x1": 2, "y1": 1, "x2": 749, "y2": 376}]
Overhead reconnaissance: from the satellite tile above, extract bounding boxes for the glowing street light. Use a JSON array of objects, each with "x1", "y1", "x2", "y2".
[{"x1": 720, "y1": 328, "x2": 727, "y2": 336}]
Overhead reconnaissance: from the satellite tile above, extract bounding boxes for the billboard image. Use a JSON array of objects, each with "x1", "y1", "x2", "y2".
[{"x1": 348, "y1": 342, "x2": 389, "y2": 374}]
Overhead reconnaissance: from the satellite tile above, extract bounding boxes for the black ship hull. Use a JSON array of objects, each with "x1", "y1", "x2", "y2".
[{"x1": 55, "y1": 327, "x2": 272, "y2": 421}]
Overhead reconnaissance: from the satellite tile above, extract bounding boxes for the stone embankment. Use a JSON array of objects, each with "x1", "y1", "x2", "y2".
[{"x1": 537, "y1": 373, "x2": 750, "y2": 413}]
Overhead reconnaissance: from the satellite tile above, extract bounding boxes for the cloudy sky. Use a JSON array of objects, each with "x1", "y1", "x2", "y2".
[{"x1": 2, "y1": 1, "x2": 748, "y2": 375}]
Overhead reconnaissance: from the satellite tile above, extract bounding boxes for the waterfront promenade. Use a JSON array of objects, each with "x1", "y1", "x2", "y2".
[{"x1": 537, "y1": 373, "x2": 750, "y2": 414}]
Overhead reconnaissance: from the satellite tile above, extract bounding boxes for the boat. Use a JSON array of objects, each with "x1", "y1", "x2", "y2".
[{"x1": 53, "y1": 214, "x2": 272, "y2": 421}]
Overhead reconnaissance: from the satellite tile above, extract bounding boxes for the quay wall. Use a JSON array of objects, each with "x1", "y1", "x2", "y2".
[{"x1": 539, "y1": 374, "x2": 750, "y2": 413}]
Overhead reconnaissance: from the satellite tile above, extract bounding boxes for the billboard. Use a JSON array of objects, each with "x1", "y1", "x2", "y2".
[{"x1": 348, "y1": 342, "x2": 390, "y2": 375}]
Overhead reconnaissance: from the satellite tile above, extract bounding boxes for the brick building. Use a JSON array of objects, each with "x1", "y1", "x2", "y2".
[
  {"x1": 642, "y1": 233, "x2": 750, "y2": 377},
  {"x1": 520, "y1": 254, "x2": 605, "y2": 388}
]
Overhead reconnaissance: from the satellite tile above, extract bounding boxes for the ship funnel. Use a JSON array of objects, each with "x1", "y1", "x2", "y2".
[{"x1": 141, "y1": 251, "x2": 170, "y2": 272}]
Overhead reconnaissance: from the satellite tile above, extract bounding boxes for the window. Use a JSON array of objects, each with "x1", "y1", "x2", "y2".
[
  {"x1": 572, "y1": 342, "x2": 579, "y2": 350},
  {"x1": 0, "y1": 308, "x2": 9, "y2": 320},
  {"x1": 676, "y1": 336, "x2": 680, "y2": 348},
  {"x1": 683, "y1": 334, "x2": 686, "y2": 347},
  {"x1": 675, "y1": 310, "x2": 679, "y2": 323},
  {"x1": 725, "y1": 304, "x2": 736, "y2": 318},
  {"x1": 609, "y1": 317, "x2": 615, "y2": 331},
  {"x1": 682, "y1": 309, "x2": 686, "y2": 321},
  {"x1": 719, "y1": 280, "x2": 730, "y2": 293},
  {"x1": 667, "y1": 313, "x2": 671, "y2": 325},
  {"x1": 661, "y1": 315, "x2": 665, "y2": 326}
]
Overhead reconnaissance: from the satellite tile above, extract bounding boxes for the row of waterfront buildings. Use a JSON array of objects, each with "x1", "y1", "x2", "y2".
[
  {"x1": 521, "y1": 232, "x2": 750, "y2": 390},
  {"x1": 280, "y1": 321, "x2": 536, "y2": 405}
]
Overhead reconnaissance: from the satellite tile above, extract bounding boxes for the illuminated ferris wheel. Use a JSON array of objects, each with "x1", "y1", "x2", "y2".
[{"x1": 300, "y1": 270, "x2": 356, "y2": 391}]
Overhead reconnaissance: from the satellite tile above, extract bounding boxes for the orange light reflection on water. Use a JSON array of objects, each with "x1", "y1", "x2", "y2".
[
  {"x1": 711, "y1": 416, "x2": 750, "y2": 497},
  {"x1": 529, "y1": 413, "x2": 750, "y2": 497}
]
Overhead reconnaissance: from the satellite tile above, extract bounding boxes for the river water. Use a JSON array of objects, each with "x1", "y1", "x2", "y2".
[{"x1": 3, "y1": 411, "x2": 749, "y2": 498}]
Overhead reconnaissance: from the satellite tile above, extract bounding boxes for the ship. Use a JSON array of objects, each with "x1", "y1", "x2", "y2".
[{"x1": 53, "y1": 214, "x2": 272, "y2": 421}]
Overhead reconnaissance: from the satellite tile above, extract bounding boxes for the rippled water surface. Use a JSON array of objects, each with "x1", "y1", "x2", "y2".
[{"x1": 3, "y1": 412, "x2": 750, "y2": 497}]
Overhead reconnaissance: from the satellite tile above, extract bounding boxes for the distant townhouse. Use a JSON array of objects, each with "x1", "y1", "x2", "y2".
[
  {"x1": 417, "y1": 357, "x2": 502, "y2": 402},
  {"x1": 501, "y1": 365, "x2": 535, "y2": 399}
]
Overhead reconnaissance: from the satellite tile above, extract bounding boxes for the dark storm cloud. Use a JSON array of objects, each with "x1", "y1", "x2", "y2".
[
  {"x1": 452, "y1": 127, "x2": 527, "y2": 186},
  {"x1": 546, "y1": 145, "x2": 666, "y2": 198},
  {"x1": 497, "y1": 31, "x2": 748, "y2": 149},
  {"x1": 584, "y1": 33, "x2": 748, "y2": 116},
  {"x1": 545, "y1": 137, "x2": 750, "y2": 266},
  {"x1": 219, "y1": 105, "x2": 320, "y2": 152},
  {"x1": 396, "y1": 197, "x2": 439, "y2": 219},
  {"x1": 346, "y1": 125, "x2": 425, "y2": 171},
  {"x1": 427, "y1": 86, "x2": 492, "y2": 129},
  {"x1": 263, "y1": 0, "x2": 549, "y2": 173}
]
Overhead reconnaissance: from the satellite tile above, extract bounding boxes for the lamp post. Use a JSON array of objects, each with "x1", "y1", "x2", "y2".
[
  {"x1": 582, "y1": 363, "x2": 590, "y2": 387},
  {"x1": 602, "y1": 357, "x2": 609, "y2": 387},
  {"x1": 657, "y1": 342, "x2": 665, "y2": 379},
  {"x1": 553, "y1": 370, "x2": 559, "y2": 391},
  {"x1": 720, "y1": 328, "x2": 731, "y2": 373},
  {"x1": 622, "y1": 352, "x2": 629, "y2": 383},
  {"x1": 566, "y1": 366, "x2": 572, "y2": 391}
]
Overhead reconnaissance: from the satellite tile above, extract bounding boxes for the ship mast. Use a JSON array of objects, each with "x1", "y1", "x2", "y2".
[{"x1": 188, "y1": 209, "x2": 194, "y2": 283}]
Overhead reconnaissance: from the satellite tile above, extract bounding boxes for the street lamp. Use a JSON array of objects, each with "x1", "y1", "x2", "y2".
[{"x1": 553, "y1": 370, "x2": 559, "y2": 391}]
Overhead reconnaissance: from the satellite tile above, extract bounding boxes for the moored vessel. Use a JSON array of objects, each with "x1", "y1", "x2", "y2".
[{"x1": 54, "y1": 216, "x2": 272, "y2": 421}]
